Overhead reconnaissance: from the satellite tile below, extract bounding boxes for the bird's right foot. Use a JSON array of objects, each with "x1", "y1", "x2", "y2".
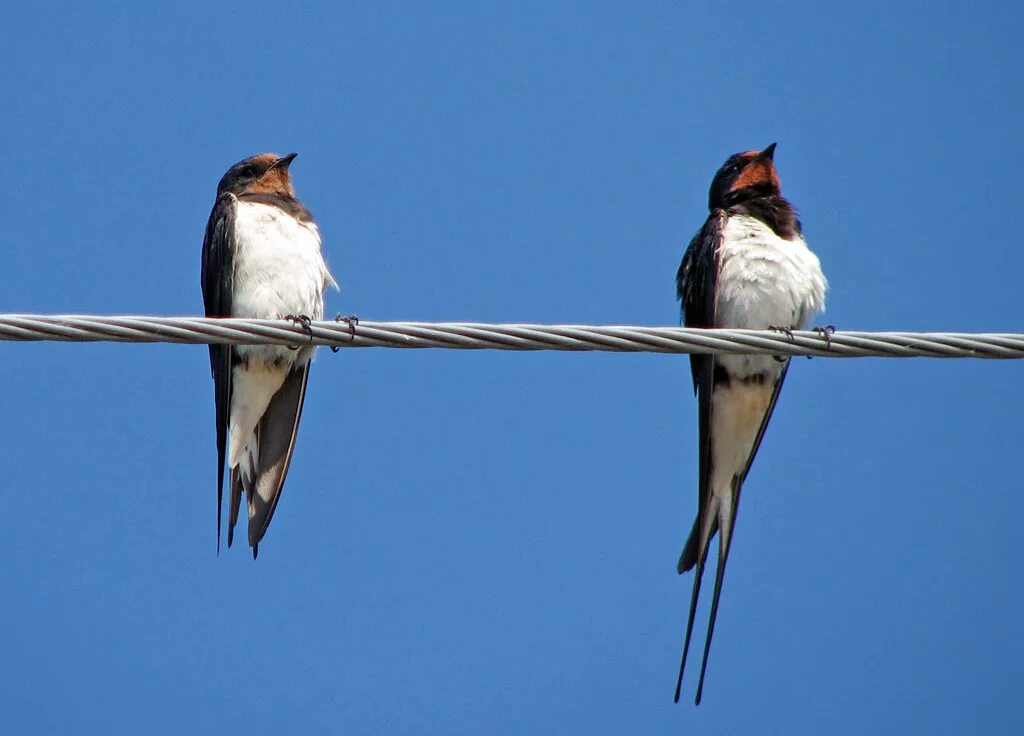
[
  {"x1": 330, "y1": 314, "x2": 359, "y2": 352},
  {"x1": 812, "y1": 324, "x2": 836, "y2": 348}
]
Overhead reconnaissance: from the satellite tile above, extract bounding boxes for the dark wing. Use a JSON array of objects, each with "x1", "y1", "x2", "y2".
[
  {"x1": 200, "y1": 193, "x2": 236, "y2": 553},
  {"x1": 676, "y1": 211, "x2": 724, "y2": 392},
  {"x1": 673, "y1": 212, "x2": 724, "y2": 703},
  {"x1": 675, "y1": 211, "x2": 724, "y2": 573},
  {"x1": 245, "y1": 361, "x2": 311, "y2": 559}
]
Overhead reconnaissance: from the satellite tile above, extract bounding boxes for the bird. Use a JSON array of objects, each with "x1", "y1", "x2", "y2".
[
  {"x1": 201, "y1": 152, "x2": 337, "y2": 558},
  {"x1": 673, "y1": 143, "x2": 827, "y2": 704}
]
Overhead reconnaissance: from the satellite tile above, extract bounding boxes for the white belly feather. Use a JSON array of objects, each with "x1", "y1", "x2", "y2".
[
  {"x1": 231, "y1": 200, "x2": 336, "y2": 327},
  {"x1": 227, "y1": 199, "x2": 336, "y2": 469},
  {"x1": 715, "y1": 215, "x2": 826, "y2": 378},
  {"x1": 707, "y1": 215, "x2": 827, "y2": 510},
  {"x1": 716, "y1": 215, "x2": 826, "y2": 331}
]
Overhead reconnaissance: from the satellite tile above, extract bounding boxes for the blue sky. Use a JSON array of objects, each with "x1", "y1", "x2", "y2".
[{"x1": 1, "y1": 1, "x2": 1022, "y2": 733}]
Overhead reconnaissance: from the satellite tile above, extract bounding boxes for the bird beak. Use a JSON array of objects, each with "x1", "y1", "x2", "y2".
[
  {"x1": 757, "y1": 143, "x2": 777, "y2": 162},
  {"x1": 269, "y1": 152, "x2": 298, "y2": 171}
]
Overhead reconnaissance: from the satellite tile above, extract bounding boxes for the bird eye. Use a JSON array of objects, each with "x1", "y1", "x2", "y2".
[{"x1": 240, "y1": 164, "x2": 257, "y2": 178}]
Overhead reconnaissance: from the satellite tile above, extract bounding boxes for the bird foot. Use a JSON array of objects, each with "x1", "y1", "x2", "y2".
[
  {"x1": 331, "y1": 314, "x2": 359, "y2": 352},
  {"x1": 812, "y1": 324, "x2": 836, "y2": 348},
  {"x1": 285, "y1": 313, "x2": 314, "y2": 334},
  {"x1": 768, "y1": 324, "x2": 795, "y2": 339},
  {"x1": 285, "y1": 314, "x2": 314, "y2": 350},
  {"x1": 768, "y1": 325, "x2": 795, "y2": 362}
]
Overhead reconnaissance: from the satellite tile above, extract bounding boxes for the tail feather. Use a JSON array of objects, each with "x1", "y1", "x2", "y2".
[
  {"x1": 678, "y1": 516, "x2": 720, "y2": 574},
  {"x1": 675, "y1": 498, "x2": 719, "y2": 702},
  {"x1": 694, "y1": 479, "x2": 741, "y2": 704},
  {"x1": 228, "y1": 467, "x2": 243, "y2": 548},
  {"x1": 247, "y1": 363, "x2": 310, "y2": 551},
  {"x1": 675, "y1": 548, "x2": 706, "y2": 702},
  {"x1": 678, "y1": 519, "x2": 700, "y2": 574},
  {"x1": 694, "y1": 532, "x2": 729, "y2": 705}
]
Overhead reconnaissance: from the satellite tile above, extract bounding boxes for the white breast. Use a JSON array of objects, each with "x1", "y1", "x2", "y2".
[
  {"x1": 226, "y1": 199, "x2": 337, "y2": 469},
  {"x1": 715, "y1": 215, "x2": 827, "y2": 377},
  {"x1": 231, "y1": 199, "x2": 336, "y2": 325},
  {"x1": 716, "y1": 215, "x2": 826, "y2": 331}
]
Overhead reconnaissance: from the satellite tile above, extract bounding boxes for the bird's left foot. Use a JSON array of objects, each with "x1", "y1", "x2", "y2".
[
  {"x1": 285, "y1": 314, "x2": 314, "y2": 350},
  {"x1": 768, "y1": 325, "x2": 794, "y2": 362},
  {"x1": 330, "y1": 314, "x2": 359, "y2": 352},
  {"x1": 285, "y1": 314, "x2": 314, "y2": 334}
]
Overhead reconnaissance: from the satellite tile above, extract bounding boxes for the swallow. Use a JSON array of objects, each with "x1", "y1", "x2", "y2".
[
  {"x1": 201, "y1": 152, "x2": 337, "y2": 558},
  {"x1": 673, "y1": 143, "x2": 827, "y2": 703}
]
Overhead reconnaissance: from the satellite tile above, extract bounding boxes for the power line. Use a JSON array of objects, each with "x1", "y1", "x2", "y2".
[{"x1": 1, "y1": 314, "x2": 1021, "y2": 359}]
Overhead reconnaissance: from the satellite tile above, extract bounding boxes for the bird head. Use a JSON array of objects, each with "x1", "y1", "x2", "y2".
[
  {"x1": 216, "y1": 152, "x2": 299, "y2": 197},
  {"x1": 707, "y1": 143, "x2": 780, "y2": 210}
]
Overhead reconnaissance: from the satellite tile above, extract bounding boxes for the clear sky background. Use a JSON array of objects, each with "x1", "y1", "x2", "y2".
[{"x1": 1, "y1": 2, "x2": 1022, "y2": 734}]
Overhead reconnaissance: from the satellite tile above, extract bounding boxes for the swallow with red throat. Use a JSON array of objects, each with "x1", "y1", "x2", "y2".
[
  {"x1": 201, "y1": 153, "x2": 336, "y2": 557},
  {"x1": 674, "y1": 143, "x2": 826, "y2": 703}
]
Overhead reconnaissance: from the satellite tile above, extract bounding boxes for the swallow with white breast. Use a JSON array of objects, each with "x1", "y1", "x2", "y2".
[
  {"x1": 201, "y1": 152, "x2": 337, "y2": 558},
  {"x1": 674, "y1": 143, "x2": 827, "y2": 703}
]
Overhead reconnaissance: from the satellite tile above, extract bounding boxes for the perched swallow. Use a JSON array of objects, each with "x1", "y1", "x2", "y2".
[
  {"x1": 201, "y1": 152, "x2": 336, "y2": 558},
  {"x1": 674, "y1": 144, "x2": 827, "y2": 703}
]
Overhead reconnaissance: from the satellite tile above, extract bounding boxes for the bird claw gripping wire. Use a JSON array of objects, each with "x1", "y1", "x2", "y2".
[
  {"x1": 285, "y1": 314, "x2": 314, "y2": 350},
  {"x1": 331, "y1": 314, "x2": 359, "y2": 352},
  {"x1": 769, "y1": 325, "x2": 794, "y2": 362},
  {"x1": 812, "y1": 324, "x2": 836, "y2": 348}
]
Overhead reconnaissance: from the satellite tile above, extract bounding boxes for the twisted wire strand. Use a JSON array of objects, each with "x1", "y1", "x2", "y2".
[{"x1": 0, "y1": 314, "x2": 1022, "y2": 359}]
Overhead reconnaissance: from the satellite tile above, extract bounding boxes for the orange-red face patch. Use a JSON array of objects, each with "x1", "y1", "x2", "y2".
[
  {"x1": 240, "y1": 153, "x2": 297, "y2": 196},
  {"x1": 729, "y1": 152, "x2": 780, "y2": 192}
]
